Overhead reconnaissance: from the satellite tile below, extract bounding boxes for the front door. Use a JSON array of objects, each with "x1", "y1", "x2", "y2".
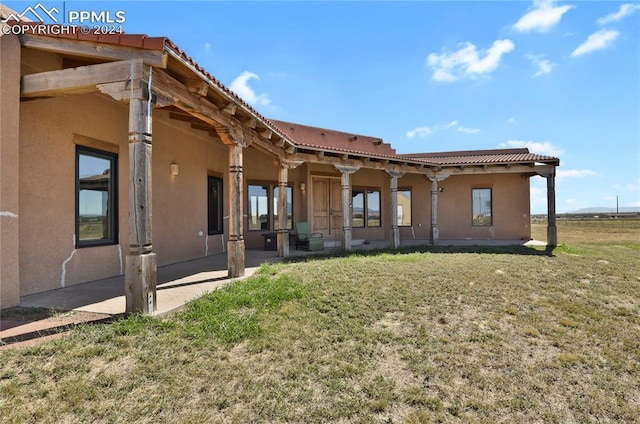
[{"x1": 312, "y1": 177, "x2": 343, "y2": 236}]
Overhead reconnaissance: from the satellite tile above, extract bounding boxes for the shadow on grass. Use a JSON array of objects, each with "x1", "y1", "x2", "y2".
[{"x1": 285, "y1": 243, "x2": 556, "y2": 264}]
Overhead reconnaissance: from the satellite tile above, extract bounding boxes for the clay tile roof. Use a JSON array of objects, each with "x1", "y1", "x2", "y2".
[
  {"x1": 401, "y1": 148, "x2": 559, "y2": 166},
  {"x1": 269, "y1": 120, "x2": 397, "y2": 157}
]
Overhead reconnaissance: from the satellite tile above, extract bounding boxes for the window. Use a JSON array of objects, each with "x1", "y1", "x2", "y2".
[
  {"x1": 248, "y1": 183, "x2": 294, "y2": 231},
  {"x1": 352, "y1": 188, "x2": 381, "y2": 228},
  {"x1": 273, "y1": 186, "x2": 293, "y2": 230},
  {"x1": 248, "y1": 184, "x2": 269, "y2": 231},
  {"x1": 397, "y1": 189, "x2": 412, "y2": 226},
  {"x1": 472, "y1": 188, "x2": 492, "y2": 226},
  {"x1": 352, "y1": 190, "x2": 365, "y2": 228},
  {"x1": 76, "y1": 146, "x2": 118, "y2": 247},
  {"x1": 367, "y1": 190, "x2": 381, "y2": 227},
  {"x1": 208, "y1": 176, "x2": 223, "y2": 235}
]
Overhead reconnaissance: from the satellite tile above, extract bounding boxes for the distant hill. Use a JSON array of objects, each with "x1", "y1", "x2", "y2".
[{"x1": 568, "y1": 207, "x2": 640, "y2": 214}]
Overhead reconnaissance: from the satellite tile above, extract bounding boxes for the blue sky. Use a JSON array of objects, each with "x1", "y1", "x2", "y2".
[{"x1": 6, "y1": 0, "x2": 640, "y2": 213}]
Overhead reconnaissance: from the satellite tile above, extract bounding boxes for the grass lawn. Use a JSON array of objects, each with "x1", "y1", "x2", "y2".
[{"x1": 1, "y1": 223, "x2": 639, "y2": 422}]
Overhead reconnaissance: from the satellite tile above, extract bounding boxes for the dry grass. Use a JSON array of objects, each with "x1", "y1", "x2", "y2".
[{"x1": 1, "y1": 224, "x2": 639, "y2": 423}]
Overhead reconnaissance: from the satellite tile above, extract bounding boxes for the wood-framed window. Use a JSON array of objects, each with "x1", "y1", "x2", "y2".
[
  {"x1": 472, "y1": 188, "x2": 492, "y2": 226},
  {"x1": 247, "y1": 183, "x2": 293, "y2": 231},
  {"x1": 352, "y1": 188, "x2": 381, "y2": 228},
  {"x1": 208, "y1": 175, "x2": 223, "y2": 235},
  {"x1": 398, "y1": 189, "x2": 412, "y2": 226},
  {"x1": 76, "y1": 146, "x2": 118, "y2": 247}
]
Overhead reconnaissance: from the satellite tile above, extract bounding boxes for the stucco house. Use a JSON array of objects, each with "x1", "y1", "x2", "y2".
[{"x1": 0, "y1": 24, "x2": 559, "y2": 313}]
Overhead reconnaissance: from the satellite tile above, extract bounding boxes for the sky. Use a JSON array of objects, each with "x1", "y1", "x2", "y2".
[{"x1": 5, "y1": 0, "x2": 640, "y2": 213}]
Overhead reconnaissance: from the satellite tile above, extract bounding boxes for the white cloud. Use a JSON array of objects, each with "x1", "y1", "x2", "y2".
[
  {"x1": 571, "y1": 29, "x2": 619, "y2": 57},
  {"x1": 457, "y1": 126, "x2": 480, "y2": 134},
  {"x1": 407, "y1": 127, "x2": 434, "y2": 139},
  {"x1": 526, "y1": 54, "x2": 556, "y2": 77},
  {"x1": 513, "y1": 0, "x2": 574, "y2": 33},
  {"x1": 508, "y1": 117, "x2": 516, "y2": 124},
  {"x1": 556, "y1": 169, "x2": 597, "y2": 180},
  {"x1": 500, "y1": 140, "x2": 564, "y2": 157},
  {"x1": 530, "y1": 184, "x2": 548, "y2": 210},
  {"x1": 427, "y1": 39, "x2": 515, "y2": 82},
  {"x1": 613, "y1": 182, "x2": 640, "y2": 191},
  {"x1": 229, "y1": 71, "x2": 271, "y2": 106},
  {"x1": 407, "y1": 120, "x2": 480, "y2": 138},
  {"x1": 597, "y1": 4, "x2": 640, "y2": 25}
]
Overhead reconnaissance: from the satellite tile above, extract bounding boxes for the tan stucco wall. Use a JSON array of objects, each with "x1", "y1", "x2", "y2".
[
  {"x1": 397, "y1": 173, "x2": 433, "y2": 240},
  {"x1": 438, "y1": 173, "x2": 531, "y2": 240},
  {"x1": 0, "y1": 34, "x2": 21, "y2": 308},
  {"x1": 19, "y1": 94, "x2": 127, "y2": 296}
]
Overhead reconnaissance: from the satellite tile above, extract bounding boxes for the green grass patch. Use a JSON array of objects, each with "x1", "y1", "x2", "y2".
[
  {"x1": 1, "y1": 224, "x2": 639, "y2": 423},
  {"x1": 178, "y1": 267, "x2": 304, "y2": 344}
]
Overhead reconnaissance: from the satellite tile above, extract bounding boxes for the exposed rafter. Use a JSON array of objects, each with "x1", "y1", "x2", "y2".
[
  {"x1": 18, "y1": 34, "x2": 168, "y2": 67},
  {"x1": 21, "y1": 59, "x2": 142, "y2": 98}
]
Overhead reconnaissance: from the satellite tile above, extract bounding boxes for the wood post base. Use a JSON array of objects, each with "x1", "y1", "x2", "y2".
[{"x1": 125, "y1": 253, "x2": 157, "y2": 314}]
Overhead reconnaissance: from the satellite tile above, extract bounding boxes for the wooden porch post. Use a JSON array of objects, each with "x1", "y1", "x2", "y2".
[
  {"x1": 227, "y1": 143, "x2": 245, "y2": 277},
  {"x1": 426, "y1": 174, "x2": 448, "y2": 246},
  {"x1": 277, "y1": 160, "x2": 302, "y2": 258},
  {"x1": 386, "y1": 170, "x2": 405, "y2": 248},
  {"x1": 546, "y1": 171, "x2": 557, "y2": 248},
  {"x1": 334, "y1": 165, "x2": 359, "y2": 250},
  {"x1": 430, "y1": 179, "x2": 440, "y2": 245},
  {"x1": 216, "y1": 128, "x2": 247, "y2": 277},
  {"x1": 125, "y1": 69, "x2": 157, "y2": 314}
]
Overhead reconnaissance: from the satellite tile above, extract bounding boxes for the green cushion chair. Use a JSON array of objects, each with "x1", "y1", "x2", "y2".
[{"x1": 294, "y1": 222, "x2": 324, "y2": 251}]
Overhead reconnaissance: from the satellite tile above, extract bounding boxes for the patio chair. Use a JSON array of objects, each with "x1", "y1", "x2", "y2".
[{"x1": 294, "y1": 222, "x2": 324, "y2": 251}]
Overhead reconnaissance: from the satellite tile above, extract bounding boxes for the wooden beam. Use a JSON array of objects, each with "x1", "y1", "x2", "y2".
[
  {"x1": 260, "y1": 129, "x2": 273, "y2": 140},
  {"x1": 223, "y1": 103, "x2": 237, "y2": 115},
  {"x1": 245, "y1": 118, "x2": 257, "y2": 129},
  {"x1": 191, "y1": 123, "x2": 214, "y2": 133},
  {"x1": 21, "y1": 59, "x2": 140, "y2": 98},
  {"x1": 19, "y1": 34, "x2": 168, "y2": 67},
  {"x1": 185, "y1": 78, "x2": 208, "y2": 96},
  {"x1": 169, "y1": 112, "x2": 199, "y2": 123}
]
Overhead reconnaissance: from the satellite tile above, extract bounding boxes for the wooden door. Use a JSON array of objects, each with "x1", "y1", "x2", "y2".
[
  {"x1": 312, "y1": 177, "x2": 342, "y2": 235},
  {"x1": 330, "y1": 179, "x2": 343, "y2": 234}
]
